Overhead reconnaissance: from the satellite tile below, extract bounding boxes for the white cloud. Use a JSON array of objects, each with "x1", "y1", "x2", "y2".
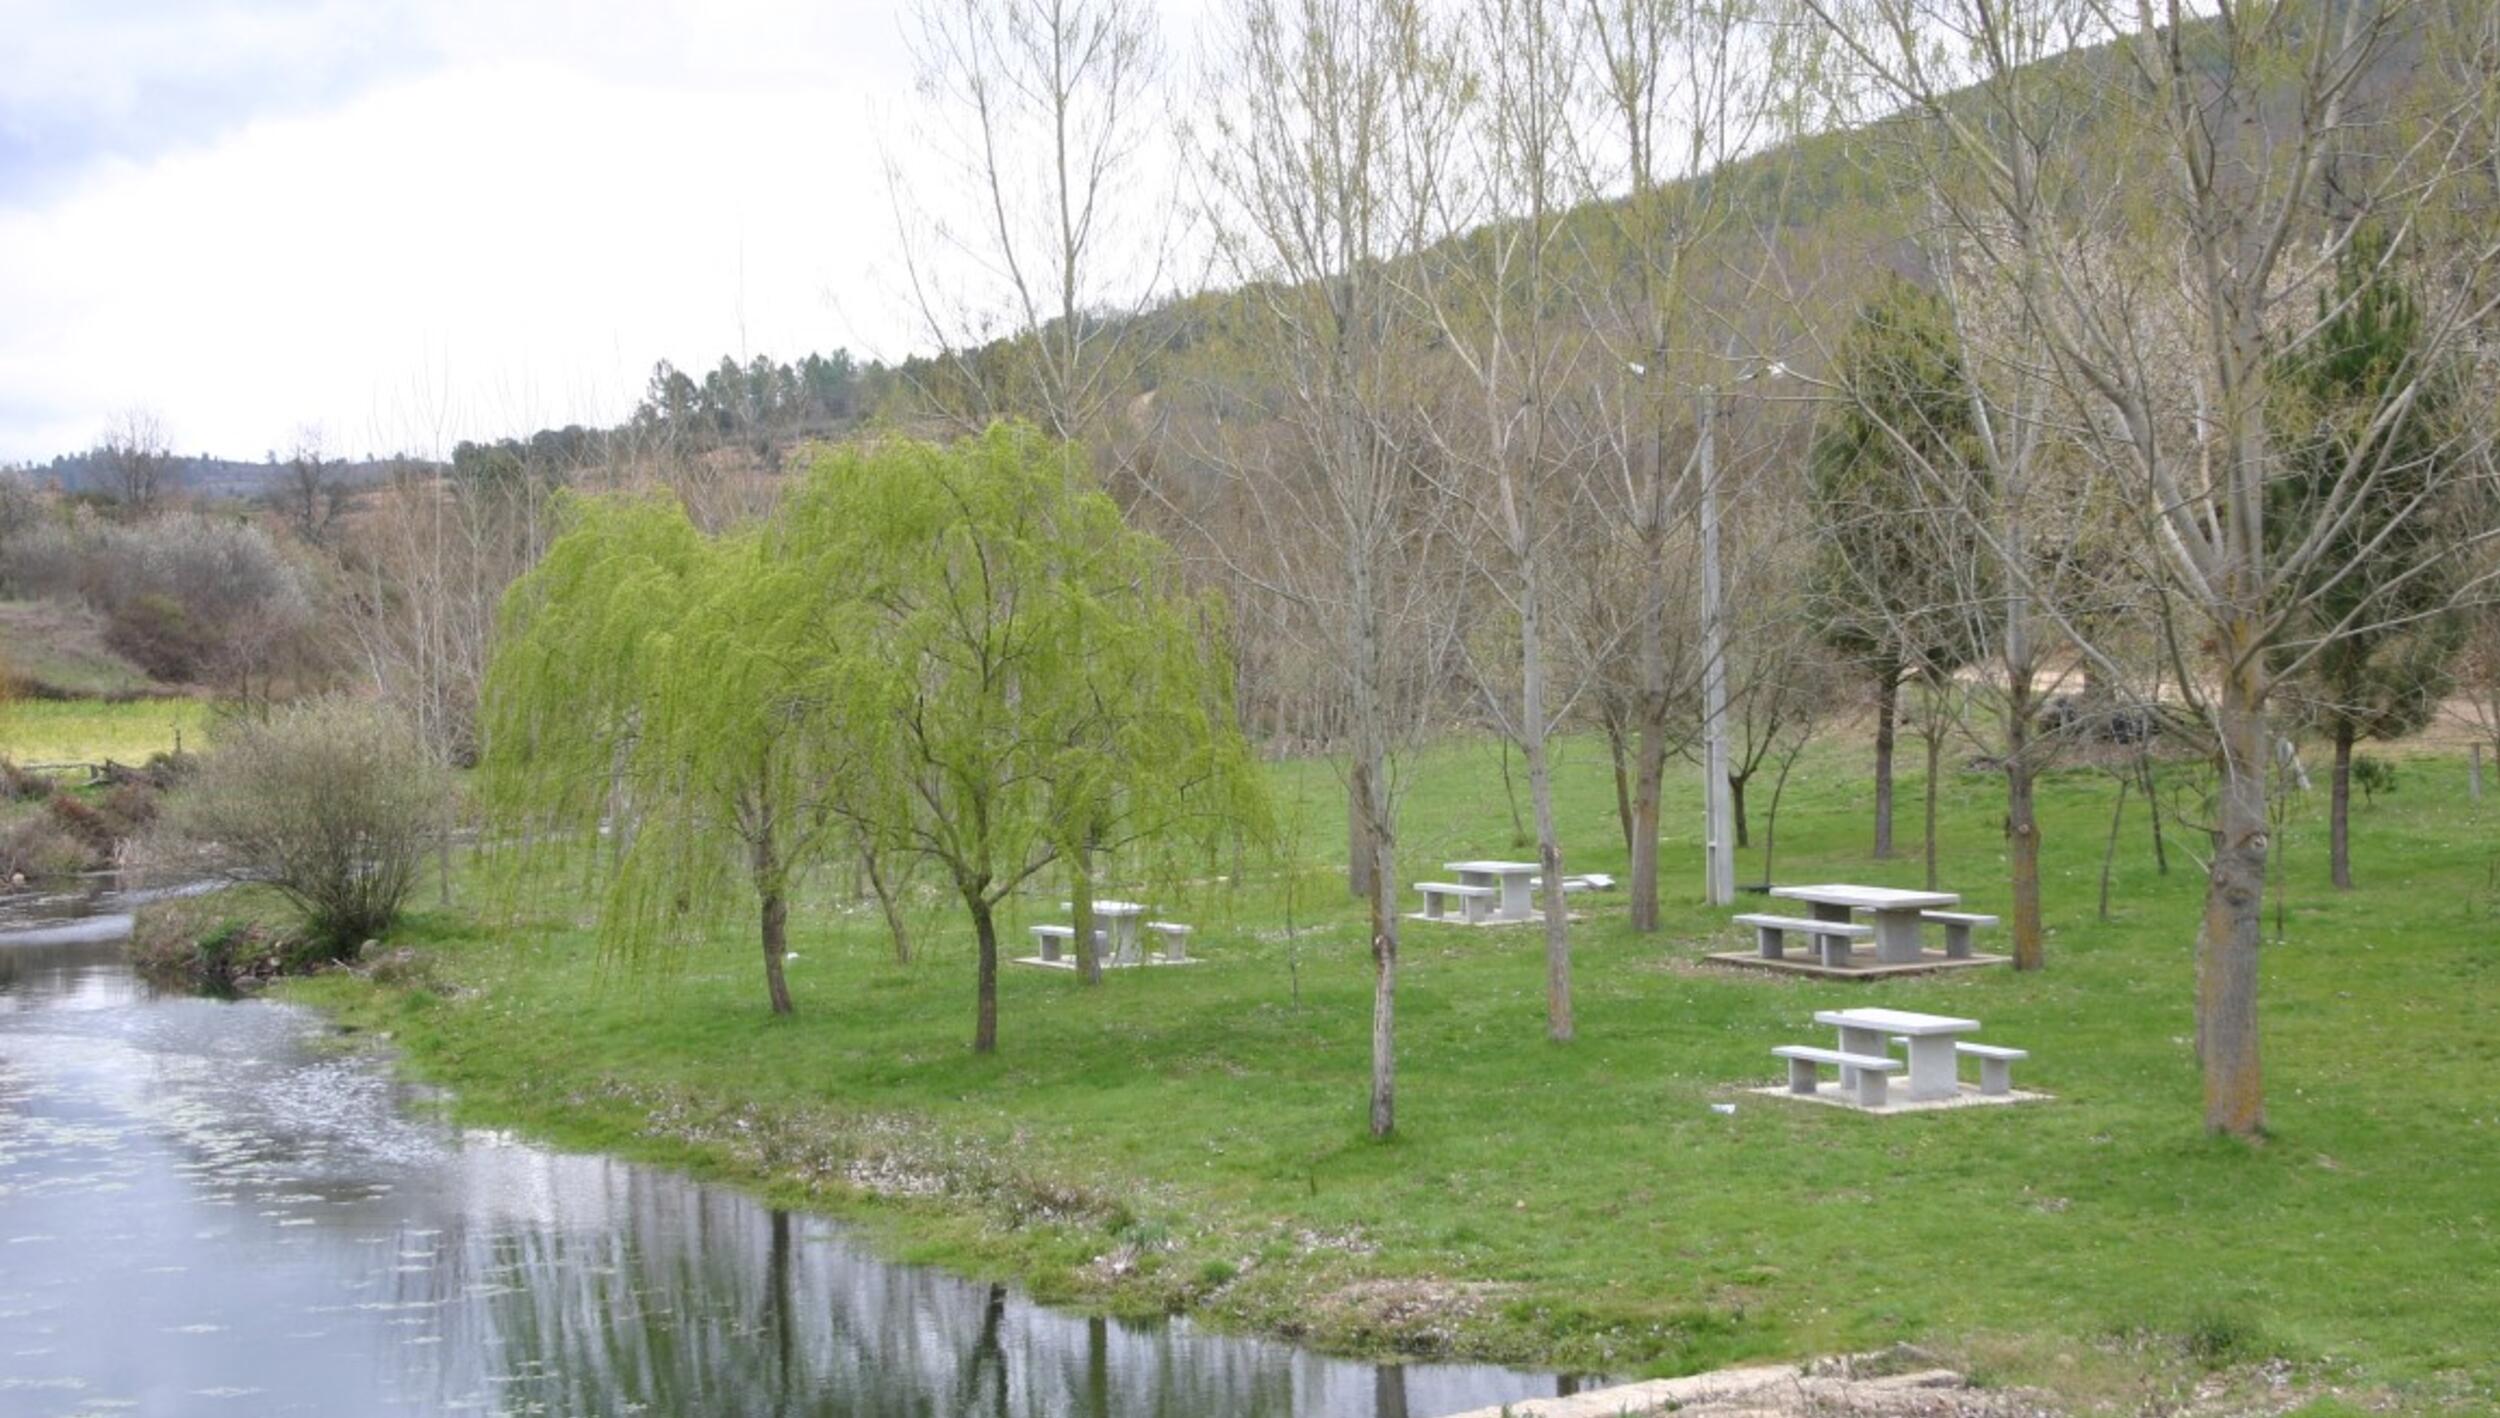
[{"x1": 0, "y1": 0, "x2": 934, "y2": 462}]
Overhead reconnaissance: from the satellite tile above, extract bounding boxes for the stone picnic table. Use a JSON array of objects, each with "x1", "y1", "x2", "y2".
[
  {"x1": 1444, "y1": 860, "x2": 1541, "y2": 922},
  {"x1": 1816, "y1": 1006, "x2": 1981, "y2": 1101},
  {"x1": 1061, "y1": 899, "x2": 1149, "y2": 965},
  {"x1": 1768, "y1": 883, "x2": 1960, "y2": 964}
]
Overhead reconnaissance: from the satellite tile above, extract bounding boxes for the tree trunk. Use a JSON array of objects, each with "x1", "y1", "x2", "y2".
[
  {"x1": 758, "y1": 886, "x2": 794, "y2": 1017},
  {"x1": 1628, "y1": 722, "x2": 1667, "y2": 931},
  {"x1": 1520, "y1": 578, "x2": 1571, "y2": 1043},
  {"x1": 751, "y1": 829, "x2": 794, "y2": 1016},
  {"x1": 1500, "y1": 740, "x2": 1529, "y2": 849},
  {"x1": 1729, "y1": 772, "x2": 1750, "y2": 849},
  {"x1": 2329, "y1": 721, "x2": 2355, "y2": 892},
  {"x1": 861, "y1": 842, "x2": 912, "y2": 965},
  {"x1": 1347, "y1": 759, "x2": 1376, "y2": 900},
  {"x1": 1070, "y1": 839, "x2": 1103, "y2": 985},
  {"x1": 1363, "y1": 760, "x2": 1398, "y2": 1138},
  {"x1": 2470, "y1": 743, "x2": 2484, "y2": 802},
  {"x1": 2005, "y1": 756, "x2": 2043, "y2": 971},
  {"x1": 2139, "y1": 751, "x2": 2170, "y2": 875},
  {"x1": 2199, "y1": 667, "x2": 2269, "y2": 1137},
  {"x1": 970, "y1": 892, "x2": 1000, "y2": 1054},
  {"x1": 1607, "y1": 718, "x2": 1634, "y2": 856},
  {"x1": 1871, "y1": 665, "x2": 1899, "y2": 859},
  {"x1": 2098, "y1": 773, "x2": 2129, "y2": 922},
  {"x1": 1923, "y1": 720, "x2": 1942, "y2": 891}
]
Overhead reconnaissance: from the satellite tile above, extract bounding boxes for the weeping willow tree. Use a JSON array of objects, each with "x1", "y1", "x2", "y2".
[
  {"x1": 779, "y1": 425, "x2": 1269, "y2": 1053},
  {"x1": 480, "y1": 495, "x2": 845, "y2": 1016}
]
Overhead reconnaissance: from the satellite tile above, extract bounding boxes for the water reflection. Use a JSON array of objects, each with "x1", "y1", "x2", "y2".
[{"x1": 0, "y1": 906, "x2": 1585, "y2": 1417}]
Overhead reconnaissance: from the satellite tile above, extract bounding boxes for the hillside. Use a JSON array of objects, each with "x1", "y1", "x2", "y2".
[{"x1": 0, "y1": 598, "x2": 163, "y2": 699}]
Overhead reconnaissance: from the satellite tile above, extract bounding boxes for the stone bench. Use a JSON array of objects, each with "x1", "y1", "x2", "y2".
[
  {"x1": 1772, "y1": 1044, "x2": 1901, "y2": 1107},
  {"x1": 1028, "y1": 923, "x2": 1109, "y2": 964},
  {"x1": 1530, "y1": 873, "x2": 1616, "y2": 893},
  {"x1": 1733, "y1": 912, "x2": 1872, "y2": 968},
  {"x1": 1146, "y1": 920, "x2": 1194, "y2": 962},
  {"x1": 1920, "y1": 909, "x2": 1999, "y2": 958},
  {"x1": 1417, "y1": 882, "x2": 1498, "y2": 923},
  {"x1": 1884, "y1": 1035, "x2": 2029, "y2": 1095},
  {"x1": 1957, "y1": 1042, "x2": 2027, "y2": 1094}
]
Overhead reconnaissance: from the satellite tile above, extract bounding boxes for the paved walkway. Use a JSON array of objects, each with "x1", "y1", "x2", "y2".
[{"x1": 1436, "y1": 1363, "x2": 2063, "y2": 1418}]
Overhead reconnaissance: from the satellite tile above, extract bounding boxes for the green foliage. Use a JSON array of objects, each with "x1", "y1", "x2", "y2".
[
  {"x1": 481, "y1": 425, "x2": 1268, "y2": 1034},
  {"x1": 775, "y1": 424, "x2": 1271, "y2": 1046},
  {"x1": 1805, "y1": 278, "x2": 1988, "y2": 679},
  {"x1": 2272, "y1": 230, "x2": 2465, "y2": 747}
]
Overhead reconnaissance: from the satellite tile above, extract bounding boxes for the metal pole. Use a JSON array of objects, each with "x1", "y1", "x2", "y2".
[{"x1": 1698, "y1": 390, "x2": 1736, "y2": 906}]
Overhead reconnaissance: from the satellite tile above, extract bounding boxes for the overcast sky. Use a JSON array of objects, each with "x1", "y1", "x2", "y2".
[{"x1": 0, "y1": 0, "x2": 1055, "y2": 463}]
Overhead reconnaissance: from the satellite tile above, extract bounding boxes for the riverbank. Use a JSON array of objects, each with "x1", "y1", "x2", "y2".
[{"x1": 284, "y1": 737, "x2": 2499, "y2": 1415}]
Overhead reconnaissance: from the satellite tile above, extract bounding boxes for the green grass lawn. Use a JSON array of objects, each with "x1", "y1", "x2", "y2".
[
  {"x1": 291, "y1": 734, "x2": 2500, "y2": 1413},
  {"x1": 0, "y1": 696, "x2": 209, "y2": 766}
]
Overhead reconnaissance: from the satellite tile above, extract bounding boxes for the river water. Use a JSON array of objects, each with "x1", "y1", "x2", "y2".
[{"x1": 0, "y1": 883, "x2": 1587, "y2": 1417}]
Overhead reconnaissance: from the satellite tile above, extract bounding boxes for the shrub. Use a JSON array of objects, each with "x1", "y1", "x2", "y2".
[
  {"x1": 44, "y1": 793, "x2": 117, "y2": 857},
  {"x1": 127, "y1": 888, "x2": 309, "y2": 994},
  {"x1": 168, "y1": 697, "x2": 446, "y2": 960},
  {"x1": 0, "y1": 758, "x2": 53, "y2": 803},
  {"x1": 106, "y1": 592, "x2": 209, "y2": 682},
  {"x1": 1, "y1": 814, "x2": 94, "y2": 879}
]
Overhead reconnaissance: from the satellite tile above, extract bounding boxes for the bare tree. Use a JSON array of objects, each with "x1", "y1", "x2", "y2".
[
  {"x1": 1188, "y1": 0, "x2": 1470, "y2": 1137},
  {"x1": 1792, "y1": 0, "x2": 2500, "y2": 1131},
  {"x1": 98, "y1": 409, "x2": 174, "y2": 519},
  {"x1": 1411, "y1": 0, "x2": 1597, "y2": 1041},
  {"x1": 280, "y1": 425, "x2": 347, "y2": 548},
  {"x1": 894, "y1": 0, "x2": 1178, "y2": 462},
  {"x1": 1576, "y1": 0, "x2": 1789, "y2": 930}
]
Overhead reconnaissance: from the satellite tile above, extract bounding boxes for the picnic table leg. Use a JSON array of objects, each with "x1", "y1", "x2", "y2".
[
  {"x1": 1872, "y1": 909, "x2": 1924, "y2": 964},
  {"x1": 1835, "y1": 1024, "x2": 1885, "y2": 1094},
  {"x1": 1942, "y1": 921, "x2": 1974, "y2": 959},
  {"x1": 1501, "y1": 875, "x2": 1532, "y2": 920},
  {"x1": 1755, "y1": 924, "x2": 1785, "y2": 960},
  {"x1": 1808, "y1": 902, "x2": 1856, "y2": 965},
  {"x1": 1904, "y1": 1035, "x2": 1959, "y2": 1100}
]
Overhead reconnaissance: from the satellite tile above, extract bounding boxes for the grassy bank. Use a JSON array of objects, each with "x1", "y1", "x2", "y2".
[
  {"x1": 0, "y1": 696, "x2": 208, "y2": 766},
  {"x1": 289, "y1": 734, "x2": 2499, "y2": 1414}
]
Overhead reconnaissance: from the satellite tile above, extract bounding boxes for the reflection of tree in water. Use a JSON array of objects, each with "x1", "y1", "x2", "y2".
[{"x1": 360, "y1": 1150, "x2": 1562, "y2": 1416}]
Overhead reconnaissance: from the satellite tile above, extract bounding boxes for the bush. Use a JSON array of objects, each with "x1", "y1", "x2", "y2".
[
  {"x1": 0, "y1": 758, "x2": 52, "y2": 803},
  {"x1": 168, "y1": 698, "x2": 445, "y2": 960},
  {"x1": 44, "y1": 793, "x2": 117, "y2": 857},
  {"x1": 127, "y1": 887, "x2": 312, "y2": 994},
  {"x1": 105, "y1": 591, "x2": 210, "y2": 682},
  {"x1": 1, "y1": 813, "x2": 94, "y2": 879}
]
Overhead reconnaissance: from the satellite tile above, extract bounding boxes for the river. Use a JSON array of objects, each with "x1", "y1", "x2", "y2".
[{"x1": 0, "y1": 882, "x2": 1591, "y2": 1417}]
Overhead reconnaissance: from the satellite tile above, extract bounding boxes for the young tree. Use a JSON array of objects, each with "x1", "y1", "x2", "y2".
[
  {"x1": 1577, "y1": 0, "x2": 1789, "y2": 929},
  {"x1": 2273, "y1": 235, "x2": 2465, "y2": 890},
  {"x1": 784, "y1": 426, "x2": 1265, "y2": 1054},
  {"x1": 894, "y1": 0, "x2": 1176, "y2": 463},
  {"x1": 1413, "y1": 0, "x2": 1595, "y2": 1041},
  {"x1": 1805, "y1": 280, "x2": 1983, "y2": 861},
  {"x1": 1191, "y1": 0, "x2": 1469, "y2": 1134}
]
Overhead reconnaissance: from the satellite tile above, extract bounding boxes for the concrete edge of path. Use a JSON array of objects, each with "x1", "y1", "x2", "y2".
[
  {"x1": 1433, "y1": 1363, "x2": 1807, "y2": 1418},
  {"x1": 1433, "y1": 1364, "x2": 2012, "y2": 1418}
]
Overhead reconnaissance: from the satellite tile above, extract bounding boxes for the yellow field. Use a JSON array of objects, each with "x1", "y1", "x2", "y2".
[{"x1": 0, "y1": 698, "x2": 212, "y2": 767}]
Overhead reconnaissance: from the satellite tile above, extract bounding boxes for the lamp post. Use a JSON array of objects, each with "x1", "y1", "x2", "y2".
[
  {"x1": 1697, "y1": 390, "x2": 1736, "y2": 906},
  {"x1": 1697, "y1": 360, "x2": 1786, "y2": 907}
]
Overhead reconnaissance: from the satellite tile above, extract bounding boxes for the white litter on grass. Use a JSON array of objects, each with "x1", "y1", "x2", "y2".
[{"x1": 1710, "y1": 1103, "x2": 1737, "y2": 1115}]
